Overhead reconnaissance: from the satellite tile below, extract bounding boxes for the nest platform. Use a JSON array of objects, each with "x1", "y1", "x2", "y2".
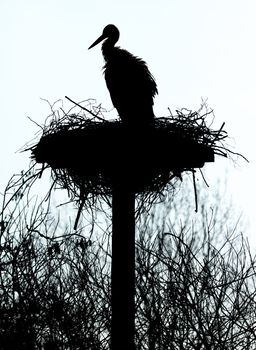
[{"x1": 31, "y1": 113, "x2": 222, "y2": 197}]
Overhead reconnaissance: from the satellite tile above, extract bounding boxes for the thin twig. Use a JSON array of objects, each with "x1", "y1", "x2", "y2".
[
  {"x1": 192, "y1": 170, "x2": 198, "y2": 212},
  {"x1": 65, "y1": 96, "x2": 106, "y2": 122}
]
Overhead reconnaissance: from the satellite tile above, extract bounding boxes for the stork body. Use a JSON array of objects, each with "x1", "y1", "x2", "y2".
[{"x1": 89, "y1": 25, "x2": 158, "y2": 125}]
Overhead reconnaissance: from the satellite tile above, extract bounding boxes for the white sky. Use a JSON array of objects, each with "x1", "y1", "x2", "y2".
[{"x1": 0, "y1": 0, "x2": 255, "y2": 243}]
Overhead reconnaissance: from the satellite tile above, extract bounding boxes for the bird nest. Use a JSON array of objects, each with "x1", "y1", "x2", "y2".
[{"x1": 23, "y1": 98, "x2": 242, "y2": 225}]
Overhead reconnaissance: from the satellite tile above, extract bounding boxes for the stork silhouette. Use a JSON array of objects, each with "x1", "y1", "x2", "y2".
[{"x1": 88, "y1": 24, "x2": 158, "y2": 126}]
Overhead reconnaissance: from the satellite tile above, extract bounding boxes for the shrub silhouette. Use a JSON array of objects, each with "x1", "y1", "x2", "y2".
[{"x1": 0, "y1": 172, "x2": 255, "y2": 349}]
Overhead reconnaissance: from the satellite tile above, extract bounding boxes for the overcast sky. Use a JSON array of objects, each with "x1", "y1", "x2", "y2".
[{"x1": 1, "y1": 0, "x2": 255, "y2": 242}]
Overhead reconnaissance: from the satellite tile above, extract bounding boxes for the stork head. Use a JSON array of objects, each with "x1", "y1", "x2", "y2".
[{"x1": 88, "y1": 24, "x2": 120, "y2": 49}]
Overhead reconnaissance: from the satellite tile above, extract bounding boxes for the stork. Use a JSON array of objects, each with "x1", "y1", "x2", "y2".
[{"x1": 88, "y1": 24, "x2": 158, "y2": 126}]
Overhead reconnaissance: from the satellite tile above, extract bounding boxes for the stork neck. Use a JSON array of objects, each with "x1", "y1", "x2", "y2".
[{"x1": 102, "y1": 39, "x2": 117, "y2": 61}]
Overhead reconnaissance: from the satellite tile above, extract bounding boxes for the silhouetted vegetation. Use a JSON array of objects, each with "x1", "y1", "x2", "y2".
[{"x1": 0, "y1": 170, "x2": 255, "y2": 349}]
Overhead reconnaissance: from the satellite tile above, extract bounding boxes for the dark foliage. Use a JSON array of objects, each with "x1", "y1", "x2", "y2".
[{"x1": 0, "y1": 172, "x2": 255, "y2": 349}]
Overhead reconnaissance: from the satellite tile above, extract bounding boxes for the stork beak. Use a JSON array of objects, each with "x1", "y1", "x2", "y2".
[{"x1": 88, "y1": 34, "x2": 106, "y2": 49}]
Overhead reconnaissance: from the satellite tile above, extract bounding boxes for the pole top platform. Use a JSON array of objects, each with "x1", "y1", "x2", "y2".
[{"x1": 31, "y1": 110, "x2": 227, "y2": 196}]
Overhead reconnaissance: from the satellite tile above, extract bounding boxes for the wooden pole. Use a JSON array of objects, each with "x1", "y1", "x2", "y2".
[{"x1": 111, "y1": 181, "x2": 136, "y2": 350}]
